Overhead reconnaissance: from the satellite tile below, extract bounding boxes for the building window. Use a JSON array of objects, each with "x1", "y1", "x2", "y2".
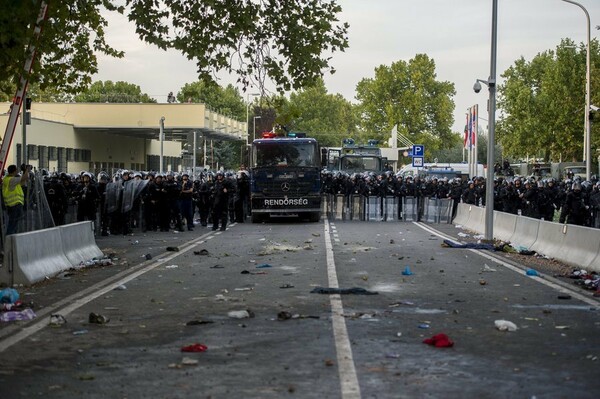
[
  {"x1": 27, "y1": 144, "x2": 38, "y2": 160},
  {"x1": 39, "y1": 146, "x2": 49, "y2": 170},
  {"x1": 49, "y1": 146, "x2": 58, "y2": 161},
  {"x1": 58, "y1": 147, "x2": 67, "y2": 172},
  {"x1": 67, "y1": 148, "x2": 75, "y2": 162}
]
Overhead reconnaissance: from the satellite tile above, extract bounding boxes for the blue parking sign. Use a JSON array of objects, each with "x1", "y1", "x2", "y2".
[{"x1": 412, "y1": 144, "x2": 424, "y2": 157}]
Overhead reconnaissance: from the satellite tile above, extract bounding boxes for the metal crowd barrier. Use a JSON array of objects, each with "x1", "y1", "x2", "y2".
[{"x1": 322, "y1": 194, "x2": 453, "y2": 224}]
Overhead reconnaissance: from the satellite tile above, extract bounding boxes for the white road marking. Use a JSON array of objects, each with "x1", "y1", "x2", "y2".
[
  {"x1": 324, "y1": 220, "x2": 362, "y2": 399},
  {"x1": 414, "y1": 222, "x2": 600, "y2": 309},
  {"x1": 0, "y1": 230, "x2": 216, "y2": 353}
]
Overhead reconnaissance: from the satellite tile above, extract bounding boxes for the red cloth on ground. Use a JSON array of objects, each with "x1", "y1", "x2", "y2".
[
  {"x1": 423, "y1": 333, "x2": 454, "y2": 348},
  {"x1": 181, "y1": 343, "x2": 208, "y2": 352}
]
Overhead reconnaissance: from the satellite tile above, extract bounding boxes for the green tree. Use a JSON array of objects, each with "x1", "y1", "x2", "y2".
[
  {"x1": 355, "y1": 54, "x2": 456, "y2": 156},
  {"x1": 0, "y1": 0, "x2": 348, "y2": 97},
  {"x1": 178, "y1": 81, "x2": 245, "y2": 120},
  {"x1": 74, "y1": 80, "x2": 156, "y2": 103},
  {"x1": 280, "y1": 79, "x2": 359, "y2": 147},
  {"x1": 497, "y1": 38, "x2": 600, "y2": 161}
]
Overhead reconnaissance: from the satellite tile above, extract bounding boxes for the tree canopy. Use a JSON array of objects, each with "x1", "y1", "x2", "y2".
[
  {"x1": 277, "y1": 79, "x2": 359, "y2": 147},
  {"x1": 178, "y1": 81, "x2": 245, "y2": 120},
  {"x1": 497, "y1": 38, "x2": 600, "y2": 161},
  {"x1": 74, "y1": 80, "x2": 156, "y2": 103},
  {"x1": 0, "y1": 0, "x2": 348, "y2": 98},
  {"x1": 355, "y1": 54, "x2": 456, "y2": 155}
]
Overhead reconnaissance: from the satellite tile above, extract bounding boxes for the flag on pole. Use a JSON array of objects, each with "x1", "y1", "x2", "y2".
[
  {"x1": 464, "y1": 111, "x2": 470, "y2": 149},
  {"x1": 471, "y1": 104, "x2": 478, "y2": 148}
]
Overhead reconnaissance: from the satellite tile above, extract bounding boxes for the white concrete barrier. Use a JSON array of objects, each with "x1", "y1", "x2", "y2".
[
  {"x1": 560, "y1": 224, "x2": 600, "y2": 269},
  {"x1": 452, "y1": 203, "x2": 470, "y2": 226},
  {"x1": 465, "y1": 205, "x2": 485, "y2": 233},
  {"x1": 0, "y1": 221, "x2": 104, "y2": 286},
  {"x1": 60, "y1": 221, "x2": 103, "y2": 266},
  {"x1": 508, "y1": 216, "x2": 540, "y2": 249},
  {"x1": 1, "y1": 227, "x2": 72, "y2": 286},
  {"x1": 530, "y1": 220, "x2": 567, "y2": 262},
  {"x1": 493, "y1": 211, "x2": 517, "y2": 243},
  {"x1": 451, "y1": 206, "x2": 600, "y2": 272}
]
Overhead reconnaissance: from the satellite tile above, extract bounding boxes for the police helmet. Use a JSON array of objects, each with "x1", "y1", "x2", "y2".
[{"x1": 572, "y1": 182, "x2": 582, "y2": 191}]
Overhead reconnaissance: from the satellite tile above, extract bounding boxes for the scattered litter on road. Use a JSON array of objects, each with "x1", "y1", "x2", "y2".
[
  {"x1": 324, "y1": 359, "x2": 335, "y2": 366},
  {"x1": 495, "y1": 320, "x2": 518, "y2": 332},
  {"x1": 186, "y1": 320, "x2": 214, "y2": 326},
  {"x1": 389, "y1": 301, "x2": 415, "y2": 307},
  {"x1": 401, "y1": 266, "x2": 413, "y2": 276},
  {"x1": 457, "y1": 232, "x2": 470, "y2": 238},
  {"x1": 73, "y1": 329, "x2": 88, "y2": 335},
  {"x1": 228, "y1": 310, "x2": 252, "y2": 319},
  {"x1": 557, "y1": 294, "x2": 572, "y2": 300},
  {"x1": 386, "y1": 353, "x2": 401, "y2": 358},
  {"x1": 479, "y1": 279, "x2": 487, "y2": 285},
  {"x1": 555, "y1": 325, "x2": 570, "y2": 330},
  {"x1": 256, "y1": 263, "x2": 272, "y2": 268},
  {"x1": 114, "y1": 284, "x2": 127, "y2": 290},
  {"x1": 390, "y1": 239, "x2": 395, "y2": 244},
  {"x1": 78, "y1": 374, "x2": 95, "y2": 380},
  {"x1": 423, "y1": 333, "x2": 454, "y2": 348},
  {"x1": 278, "y1": 311, "x2": 293, "y2": 320},
  {"x1": 49, "y1": 314, "x2": 67, "y2": 326},
  {"x1": 56, "y1": 271, "x2": 73, "y2": 280},
  {"x1": 131, "y1": 240, "x2": 139, "y2": 245},
  {"x1": 234, "y1": 287, "x2": 253, "y2": 291},
  {"x1": 310, "y1": 287, "x2": 378, "y2": 295},
  {"x1": 181, "y1": 343, "x2": 208, "y2": 352},
  {"x1": 396, "y1": 332, "x2": 402, "y2": 337},
  {"x1": 0, "y1": 288, "x2": 19, "y2": 303},
  {"x1": 526, "y1": 269, "x2": 540, "y2": 277},
  {"x1": 280, "y1": 284, "x2": 294, "y2": 289},
  {"x1": 442, "y1": 239, "x2": 496, "y2": 250},
  {"x1": 0, "y1": 308, "x2": 36, "y2": 322},
  {"x1": 194, "y1": 249, "x2": 209, "y2": 256},
  {"x1": 473, "y1": 234, "x2": 485, "y2": 240},
  {"x1": 418, "y1": 323, "x2": 430, "y2": 329},
  {"x1": 312, "y1": 233, "x2": 321, "y2": 237},
  {"x1": 89, "y1": 312, "x2": 110, "y2": 324},
  {"x1": 144, "y1": 253, "x2": 152, "y2": 260},
  {"x1": 165, "y1": 265, "x2": 178, "y2": 269},
  {"x1": 482, "y1": 264, "x2": 497, "y2": 273},
  {"x1": 180, "y1": 357, "x2": 199, "y2": 366},
  {"x1": 166, "y1": 246, "x2": 179, "y2": 252},
  {"x1": 210, "y1": 265, "x2": 224, "y2": 269}
]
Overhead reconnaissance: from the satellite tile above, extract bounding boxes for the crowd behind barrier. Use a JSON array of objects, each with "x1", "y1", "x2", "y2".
[
  {"x1": 2, "y1": 168, "x2": 600, "y2": 239},
  {"x1": 320, "y1": 170, "x2": 600, "y2": 227},
  {"x1": 2, "y1": 168, "x2": 252, "y2": 239}
]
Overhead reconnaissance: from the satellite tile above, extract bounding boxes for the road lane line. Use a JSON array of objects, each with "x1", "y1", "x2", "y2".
[
  {"x1": 414, "y1": 222, "x2": 600, "y2": 308},
  {"x1": 0, "y1": 229, "x2": 219, "y2": 353},
  {"x1": 324, "y1": 220, "x2": 362, "y2": 399}
]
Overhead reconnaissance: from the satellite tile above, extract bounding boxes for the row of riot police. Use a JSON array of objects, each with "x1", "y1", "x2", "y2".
[
  {"x1": 320, "y1": 170, "x2": 600, "y2": 228},
  {"x1": 42, "y1": 169, "x2": 252, "y2": 235}
]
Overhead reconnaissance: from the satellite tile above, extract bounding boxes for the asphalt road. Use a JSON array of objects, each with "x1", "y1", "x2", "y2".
[{"x1": 1, "y1": 217, "x2": 599, "y2": 399}]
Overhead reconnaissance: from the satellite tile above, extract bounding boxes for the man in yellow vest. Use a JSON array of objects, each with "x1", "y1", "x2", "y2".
[{"x1": 2, "y1": 164, "x2": 30, "y2": 235}]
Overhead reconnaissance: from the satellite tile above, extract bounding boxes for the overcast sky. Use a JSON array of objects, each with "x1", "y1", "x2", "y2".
[{"x1": 96, "y1": 0, "x2": 600, "y2": 134}]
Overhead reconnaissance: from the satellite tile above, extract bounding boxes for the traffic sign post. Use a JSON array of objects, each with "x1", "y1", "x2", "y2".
[
  {"x1": 411, "y1": 145, "x2": 424, "y2": 168},
  {"x1": 412, "y1": 144, "x2": 424, "y2": 158}
]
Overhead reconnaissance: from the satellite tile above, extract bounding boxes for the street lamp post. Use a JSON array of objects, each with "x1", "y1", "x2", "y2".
[
  {"x1": 246, "y1": 93, "x2": 260, "y2": 145},
  {"x1": 253, "y1": 116, "x2": 262, "y2": 142},
  {"x1": 473, "y1": 0, "x2": 498, "y2": 242},
  {"x1": 159, "y1": 116, "x2": 165, "y2": 174},
  {"x1": 561, "y1": 0, "x2": 591, "y2": 181}
]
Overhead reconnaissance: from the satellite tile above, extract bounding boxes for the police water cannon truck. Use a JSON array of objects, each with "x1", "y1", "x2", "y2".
[
  {"x1": 250, "y1": 132, "x2": 321, "y2": 223},
  {"x1": 323, "y1": 138, "x2": 387, "y2": 173}
]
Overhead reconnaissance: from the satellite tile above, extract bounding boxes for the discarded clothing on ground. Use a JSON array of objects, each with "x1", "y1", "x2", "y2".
[
  {"x1": 310, "y1": 286, "x2": 378, "y2": 295},
  {"x1": 442, "y1": 239, "x2": 496, "y2": 250}
]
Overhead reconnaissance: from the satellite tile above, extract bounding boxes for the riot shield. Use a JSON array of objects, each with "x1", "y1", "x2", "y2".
[
  {"x1": 122, "y1": 179, "x2": 149, "y2": 213},
  {"x1": 351, "y1": 195, "x2": 363, "y2": 221},
  {"x1": 105, "y1": 182, "x2": 121, "y2": 214},
  {"x1": 403, "y1": 196, "x2": 418, "y2": 222},
  {"x1": 384, "y1": 197, "x2": 397, "y2": 222},
  {"x1": 439, "y1": 198, "x2": 453, "y2": 224},
  {"x1": 367, "y1": 196, "x2": 381, "y2": 221}
]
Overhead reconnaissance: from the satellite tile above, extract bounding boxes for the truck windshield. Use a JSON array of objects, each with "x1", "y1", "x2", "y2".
[
  {"x1": 341, "y1": 156, "x2": 380, "y2": 172},
  {"x1": 253, "y1": 142, "x2": 319, "y2": 168}
]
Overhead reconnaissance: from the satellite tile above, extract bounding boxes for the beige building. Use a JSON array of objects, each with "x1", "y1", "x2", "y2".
[{"x1": 0, "y1": 102, "x2": 247, "y2": 175}]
